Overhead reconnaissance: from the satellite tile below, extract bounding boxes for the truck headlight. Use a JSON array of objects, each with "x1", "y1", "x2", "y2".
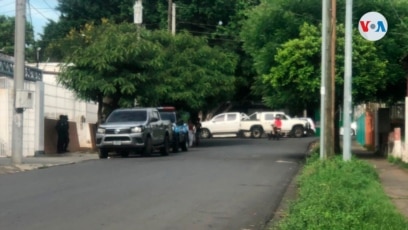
[
  {"x1": 131, "y1": 126, "x2": 143, "y2": 133},
  {"x1": 97, "y1": 128, "x2": 105, "y2": 134}
]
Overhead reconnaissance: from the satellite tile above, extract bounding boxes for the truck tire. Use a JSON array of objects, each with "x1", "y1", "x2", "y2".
[
  {"x1": 292, "y1": 126, "x2": 304, "y2": 138},
  {"x1": 251, "y1": 126, "x2": 263, "y2": 138},
  {"x1": 200, "y1": 128, "x2": 211, "y2": 139},
  {"x1": 142, "y1": 137, "x2": 153, "y2": 156},
  {"x1": 98, "y1": 149, "x2": 108, "y2": 159},
  {"x1": 160, "y1": 135, "x2": 170, "y2": 156}
]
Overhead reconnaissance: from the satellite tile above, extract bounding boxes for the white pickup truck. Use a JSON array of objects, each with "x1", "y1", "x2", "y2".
[
  {"x1": 200, "y1": 112, "x2": 249, "y2": 138},
  {"x1": 239, "y1": 112, "x2": 310, "y2": 138}
]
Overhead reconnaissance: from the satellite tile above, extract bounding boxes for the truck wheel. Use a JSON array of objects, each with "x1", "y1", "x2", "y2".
[
  {"x1": 160, "y1": 135, "x2": 170, "y2": 156},
  {"x1": 293, "y1": 126, "x2": 304, "y2": 138},
  {"x1": 181, "y1": 135, "x2": 188, "y2": 151},
  {"x1": 142, "y1": 137, "x2": 153, "y2": 156},
  {"x1": 200, "y1": 128, "x2": 211, "y2": 139},
  {"x1": 251, "y1": 127, "x2": 263, "y2": 138},
  {"x1": 99, "y1": 149, "x2": 108, "y2": 159}
]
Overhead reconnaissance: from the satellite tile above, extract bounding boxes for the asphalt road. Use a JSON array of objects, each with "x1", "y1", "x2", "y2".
[{"x1": 0, "y1": 137, "x2": 316, "y2": 230}]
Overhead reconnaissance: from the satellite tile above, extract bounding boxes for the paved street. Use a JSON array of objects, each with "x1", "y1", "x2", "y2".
[{"x1": 0, "y1": 137, "x2": 314, "y2": 230}]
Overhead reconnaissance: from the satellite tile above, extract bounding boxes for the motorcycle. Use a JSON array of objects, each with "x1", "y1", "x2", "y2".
[{"x1": 268, "y1": 124, "x2": 282, "y2": 140}]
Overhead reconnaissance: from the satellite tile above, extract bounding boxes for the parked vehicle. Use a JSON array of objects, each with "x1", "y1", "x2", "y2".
[
  {"x1": 299, "y1": 117, "x2": 316, "y2": 136},
  {"x1": 200, "y1": 112, "x2": 249, "y2": 138},
  {"x1": 95, "y1": 107, "x2": 173, "y2": 158},
  {"x1": 267, "y1": 125, "x2": 283, "y2": 140},
  {"x1": 239, "y1": 112, "x2": 311, "y2": 138},
  {"x1": 157, "y1": 106, "x2": 189, "y2": 152},
  {"x1": 340, "y1": 121, "x2": 357, "y2": 136}
]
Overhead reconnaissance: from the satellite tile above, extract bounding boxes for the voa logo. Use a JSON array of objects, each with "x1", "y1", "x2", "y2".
[{"x1": 358, "y1": 12, "x2": 388, "y2": 41}]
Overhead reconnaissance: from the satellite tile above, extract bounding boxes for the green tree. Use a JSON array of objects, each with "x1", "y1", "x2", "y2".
[
  {"x1": 241, "y1": 0, "x2": 408, "y2": 109},
  {"x1": 262, "y1": 23, "x2": 387, "y2": 114},
  {"x1": 40, "y1": 0, "x2": 135, "y2": 61},
  {"x1": 58, "y1": 22, "x2": 237, "y2": 122},
  {"x1": 0, "y1": 15, "x2": 35, "y2": 61},
  {"x1": 39, "y1": 0, "x2": 260, "y2": 116}
]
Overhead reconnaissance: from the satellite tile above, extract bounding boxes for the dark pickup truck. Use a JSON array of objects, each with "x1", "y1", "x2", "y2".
[{"x1": 95, "y1": 107, "x2": 173, "y2": 158}]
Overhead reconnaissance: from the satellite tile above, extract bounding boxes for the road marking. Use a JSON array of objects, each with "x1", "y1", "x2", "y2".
[{"x1": 276, "y1": 160, "x2": 296, "y2": 164}]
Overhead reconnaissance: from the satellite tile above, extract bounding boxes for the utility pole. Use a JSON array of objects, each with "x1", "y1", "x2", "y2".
[
  {"x1": 325, "y1": 0, "x2": 336, "y2": 157},
  {"x1": 12, "y1": 0, "x2": 26, "y2": 164},
  {"x1": 36, "y1": 47, "x2": 41, "y2": 68},
  {"x1": 320, "y1": 0, "x2": 329, "y2": 159},
  {"x1": 343, "y1": 0, "x2": 353, "y2": 161},
  {"x1": 168, "y1": 0, "x2": 173, "y2": 32},
  {"x1": 134, "y1": 0, "x2": 143, "y2": 40},
  {"x1": 134, "y1": 0, "x2": 143, "y2": 25},
  {"x1": 171, "y1": 3, "x2": 176, "y2": 35}
]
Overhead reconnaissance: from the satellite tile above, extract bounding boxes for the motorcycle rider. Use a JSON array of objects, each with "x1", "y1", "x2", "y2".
[{"x1": 272, "y1": 115, "x2": 282, "y2": 140}]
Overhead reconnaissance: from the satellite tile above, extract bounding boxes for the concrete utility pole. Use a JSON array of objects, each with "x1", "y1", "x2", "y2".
[
  {"x1": 320, "y1": 0, "x2": 329, "y2": 159},
  {"x1": 343, "y1": 0, "x2": 353, "y2": 161},
  {"x1": 168, "y1": 0, "x2": 173, "y2": 32},
  {"x1": 36, "y1": 47, "x2": 41, "y2": 68},
  {"x1": 12, "y1": 0, "x2": 26, "y2": 164},
  {"x1": 134, "y1": 0, "x2": 143, "y2": 25},
  {"x1": 171, "y1": 3, "x2": 176, "y2": 35}
]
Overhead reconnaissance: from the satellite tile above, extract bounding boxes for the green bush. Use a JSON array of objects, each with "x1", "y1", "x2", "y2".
[{"x1": 276, "y1": 154, "x2": 408, "y2": 230}]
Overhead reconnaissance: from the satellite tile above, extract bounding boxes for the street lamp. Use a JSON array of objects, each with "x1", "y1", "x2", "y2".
[{"x1": 36, "y1": 47, "x2": 41, "y2": 68}]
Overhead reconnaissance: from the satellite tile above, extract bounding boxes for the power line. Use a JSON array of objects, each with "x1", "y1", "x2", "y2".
[
  {"x1": 41, "y1": 0, "x2": 55, "y2": 11},
  {"x1": 30, "y1": 3, "x2": 55, "y2": 21}
]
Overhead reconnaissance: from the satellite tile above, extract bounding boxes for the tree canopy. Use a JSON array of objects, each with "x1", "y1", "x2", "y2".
[
  {"x1": 262, "y1": 23, "x2": 387, "y2": 114},
  {"x1": 0, "y1": 15, "x2": 35, "y2": 61},
  {"x1": 38, "y1": 0, "x2": 259, "y2": 114},
  {"x1": 35, "y1": 0, "x2": 408, "y2": 118},
  {"x1": 58, "y1": 22, "x2": 237, "y2": 121},
  {"x1": 241, "y1": 0, "x2": 408, "y2": 114}
]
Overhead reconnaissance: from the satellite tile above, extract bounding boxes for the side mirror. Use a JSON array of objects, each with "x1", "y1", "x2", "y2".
[{"x1": 150, "y1": 117, "x2": 158, "y2": 122}]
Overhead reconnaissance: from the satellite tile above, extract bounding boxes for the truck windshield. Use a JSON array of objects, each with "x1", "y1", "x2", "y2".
[
  {"x1": 159, "y1": 112, "x2": 176, "y2": 123},
  {"x1": 106, "y1": 110, "x2": 147, "y2": 123}
]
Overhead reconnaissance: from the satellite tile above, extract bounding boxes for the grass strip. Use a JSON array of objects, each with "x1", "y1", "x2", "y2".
[{"x1": 275, "y1": 153, "x2": 408, "y2": 230}]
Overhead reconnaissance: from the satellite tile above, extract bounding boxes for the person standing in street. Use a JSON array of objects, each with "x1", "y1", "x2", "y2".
[
  {"x1": 188, "y1": 119, "x2": 195, "y2": 147},
  {"x1": 194, "y1": 117, "x2": 201, "y2": 146},
  {"x1": 62, "y1": 115, "x2": 70, "y2": 152},
  {"x1": 55, "y1": 115, "x2": 69, "y2": 153}
]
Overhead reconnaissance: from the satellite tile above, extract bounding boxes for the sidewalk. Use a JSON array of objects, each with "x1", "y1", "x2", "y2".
[
  {"x1": 0, "y1": 151, "x2": 98, "y2": 175},
  {"x1": 352, "y1": 141, "x2": 408, "y2": 219}
]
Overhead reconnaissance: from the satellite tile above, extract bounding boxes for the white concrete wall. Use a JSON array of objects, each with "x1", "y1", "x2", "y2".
[
  {"x1": 0, "y1": 78, "x2": 10, "y2": 157},
  {"x1": 41, "y1": 63, "x2": 98, "y2": 149},
  {"x1": 0, "y1": 63, "x2": 98, "y2": 157},
  {"x1": 0, "y1": 77, "x2": 36, "y2": 157}
]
